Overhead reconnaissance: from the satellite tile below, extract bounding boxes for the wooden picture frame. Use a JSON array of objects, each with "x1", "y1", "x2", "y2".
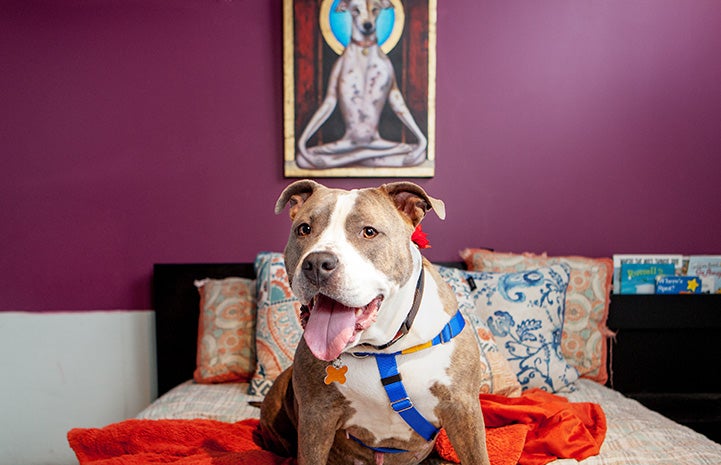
[{"x1": 283, "y1": 0, "x2": 436, "y2": 178}]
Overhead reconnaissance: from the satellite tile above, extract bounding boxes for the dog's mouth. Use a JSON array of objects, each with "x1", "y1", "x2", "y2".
[{"x1": 301, "y1": 294, "x2": 383, "y2": 362}]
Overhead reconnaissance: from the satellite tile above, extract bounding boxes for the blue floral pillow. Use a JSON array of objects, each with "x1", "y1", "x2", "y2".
[
  {"x1": 464, "y1": 265, "x2": 579, "y2": 392},
  {"x1": 436, "y1": 266, "x2": 522, "y2": 397}
]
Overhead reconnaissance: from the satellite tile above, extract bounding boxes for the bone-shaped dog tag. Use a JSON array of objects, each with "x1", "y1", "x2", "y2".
[{"x1": 324, "y1": 363, "x2": 348, "y2": 385}]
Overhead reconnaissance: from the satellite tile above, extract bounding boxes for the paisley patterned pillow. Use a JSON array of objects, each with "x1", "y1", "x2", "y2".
[
  {"x1": 460, "y1": 249, "x2": 613, "y2": 384},
  {"x1": 248, "y1": 252, "x2": 303, "y2": 396},
  {"x1": 436, "y1": 266, "x2": 521, "y2": 397},
  {"x1": 193, "y1": 277, "x2": 257, "y2": 384},
  {"x1": 464, "y1": 265, "x2": 579, "y2": 392}
]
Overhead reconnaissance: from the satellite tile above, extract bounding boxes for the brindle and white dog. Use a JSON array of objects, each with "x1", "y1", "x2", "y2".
[{"x1": 259, "y1": 180, "x2": 489, "y2": 465}]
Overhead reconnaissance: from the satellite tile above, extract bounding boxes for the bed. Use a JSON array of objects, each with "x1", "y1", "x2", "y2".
[{"x1": 133, "y1": 252, "x2": 721, "y2": 465}]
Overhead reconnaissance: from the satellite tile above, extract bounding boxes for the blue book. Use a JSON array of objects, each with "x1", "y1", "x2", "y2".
[
  {"x1": 655, "y1": 276, "x2": 702, "y2": 294},
  {"x1": 620, "y1": 263, "x2": 675, "y2": 294}
]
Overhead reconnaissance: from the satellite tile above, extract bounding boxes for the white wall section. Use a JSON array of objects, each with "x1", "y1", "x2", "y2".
[{"x1": 0, "y1": 311, "x2": 156, "y2": 465}]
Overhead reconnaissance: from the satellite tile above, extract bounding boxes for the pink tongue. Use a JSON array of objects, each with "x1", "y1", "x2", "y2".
[{"x1": 303, "y1": 295, "x2": 358, "y2": 362}]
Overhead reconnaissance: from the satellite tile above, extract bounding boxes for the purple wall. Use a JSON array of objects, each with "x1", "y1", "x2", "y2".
[{"x1": 2, "y1": 0, "x2": 720, "y2": 311}]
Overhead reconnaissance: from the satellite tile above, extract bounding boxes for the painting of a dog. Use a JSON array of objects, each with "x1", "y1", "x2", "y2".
[{"x1": 283, "y1": 0, "x2": 436, "y2": 177}]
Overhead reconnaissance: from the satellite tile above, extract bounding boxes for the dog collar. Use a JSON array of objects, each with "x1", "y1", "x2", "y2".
[
  {"x1": 358, "y1": 267, "x2": 425, "y2": 352},
  {"x1": 351, "y1": 37, "x2": 375, "y2": 48}
]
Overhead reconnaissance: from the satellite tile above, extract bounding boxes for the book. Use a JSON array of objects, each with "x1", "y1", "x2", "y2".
[
  {"x1": 612, "y1": 254, "x2": 683, "y2": 293},
  {"x1": 619, "y1": 263, "x2": 675, "y2": 294},
  {"x1": 655, "y1": 275, "x2": 702, "y2": 294},
  {"x1": 686, "y1": 255, "x2": 721, "y2": 293}
]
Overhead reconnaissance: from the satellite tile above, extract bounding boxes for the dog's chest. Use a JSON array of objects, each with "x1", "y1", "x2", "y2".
[
  {"x1": 338, "y1": 49, "x2": 392, "y2": 98},
  {"x1": 332, "y1": 343, "x2": 454, "y2": 441}
]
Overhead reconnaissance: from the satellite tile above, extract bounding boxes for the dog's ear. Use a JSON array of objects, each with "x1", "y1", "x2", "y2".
[
  {"x1": 381, "y1": 182, "x2": 446, "y2": 226},
  {"x1": 275, "y1": 179, "x2": 323, "y2": 220},
  {"x1": 336, "y1": 0, "x2": 350, "y2": 13},
  {"x1": 379, "y1": 0, "x2": 393, "y2": 10}
]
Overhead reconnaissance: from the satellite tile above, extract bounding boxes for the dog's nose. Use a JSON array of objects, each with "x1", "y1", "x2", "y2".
[
  {"x1": 302, "y1": 252, "x2": 338, "y2": 286},
  {"x1": 362, "y1": 21, "x2": 374, "y2": 33}
]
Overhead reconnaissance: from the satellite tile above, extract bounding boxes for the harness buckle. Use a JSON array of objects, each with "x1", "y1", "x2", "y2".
[{"x1": 390, "y1": 397, "x2": 414, "y2": 413}]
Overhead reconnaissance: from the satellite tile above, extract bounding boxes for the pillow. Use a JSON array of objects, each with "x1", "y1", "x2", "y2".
[
  {"x1": 460, "y1": 249, "x2": 613, "y2": 384},
  {"x1": 193, "y1": 277, "x2": 257, "y2": 384},
  {"x1": 436, "y1": 266, "x2": 522, "y2": 397},
  {"x1": 249, "y1": 252, "x2": 303, "y2": 396},
  {"x1": 464, "y1": 265, "x2": 579, "y2": 392}
]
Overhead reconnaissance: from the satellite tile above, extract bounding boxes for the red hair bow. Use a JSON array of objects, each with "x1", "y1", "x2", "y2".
[{"x1": 411, "y1": 225, "x2": 431, "y2": 249}]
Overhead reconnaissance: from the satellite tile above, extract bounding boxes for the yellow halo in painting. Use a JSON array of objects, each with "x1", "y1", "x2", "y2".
[{"x1": 319, "y1": 0, "x2": 405, "y2": 55}]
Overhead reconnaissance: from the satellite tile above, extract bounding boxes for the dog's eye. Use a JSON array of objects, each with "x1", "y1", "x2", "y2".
[
  {"x1": 297, "y1": 223, "x2": 312, "y2": 237},
  {"x1": 362, "y1": 226, "x2": 378, "y2": 239}
]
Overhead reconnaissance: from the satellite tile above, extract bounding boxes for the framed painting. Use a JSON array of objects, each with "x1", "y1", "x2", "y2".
[{"x1": 283, "y1": 0, "x2": 437, "y2": 178}]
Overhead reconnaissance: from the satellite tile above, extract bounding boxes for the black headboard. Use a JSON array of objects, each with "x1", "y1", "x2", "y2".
[{"x1": 153, "y1": 263, "x2": 257, "y2": 396}]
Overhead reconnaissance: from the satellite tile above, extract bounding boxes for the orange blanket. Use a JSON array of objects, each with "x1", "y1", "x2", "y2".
[
  {"x1": 68, "y1": 389, "x2": 605, "y2": 465},
  {"x1": 437, "y1": 389, "x2": 607, "y2": 465},
  {"x1": 68, "y1": 418, "x2": 293, "y2": 465}
]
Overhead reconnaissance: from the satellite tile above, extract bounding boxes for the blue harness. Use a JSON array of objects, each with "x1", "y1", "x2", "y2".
[{"x1": 350, "y1": 310, "x2": 466, "y2": 453}]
